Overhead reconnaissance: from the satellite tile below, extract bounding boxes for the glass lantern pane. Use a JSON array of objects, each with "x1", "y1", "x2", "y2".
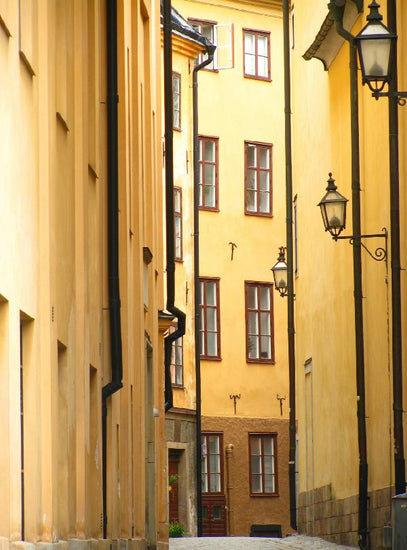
[{"x1": 360, "y1": 23, "x2": 392, "y2": 78}]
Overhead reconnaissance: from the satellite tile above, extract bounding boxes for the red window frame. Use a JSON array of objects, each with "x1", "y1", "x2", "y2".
[
  {"x1": 172, "y1": 72, "x2": 181, "y2": 130},
  {"x1": 201, "y1": 433, "x2": 224, "y2": 494},
  {"x1": 199, "y1": 278, "x2": 221, "y2": 360},
  {"x1": 244, "y1": 141, "x2": 273, "y2": 217},
  {"x1": 199, "y1": 136, "x2": 219, "y2": 211},
  {"x1": 245, "y1": 281, "x2": 274, "y2": 363},
  {"x1": 174, "y1": 187, "x2": 182, "y2": 261},
  {"x1": 249, "y1": 433, "x2": 278, "y2": 496},
  {"x1": 243, "y1": 28, "x2": 271, "y2": 81}
]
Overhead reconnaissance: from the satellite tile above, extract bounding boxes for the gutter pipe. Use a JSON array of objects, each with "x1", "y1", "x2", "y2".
[
  {"x1": 192, "y1": 44, "x2": 216, "y2": 537},
  {"x1": 328, "y1": 4, "x2": 369, "y2": 548},
  {"x1": 102, "y1": 0, "x2": 123, "y2": 539},
  {"x1": 163, "y1": 0, "x2": 186, "y2": 412},
  {"x1": 387, "y1": 0, "x2": 406, "y2": 497},
  {"x1": 282, "y1": 0, "x2": 297, "y2": 532}
]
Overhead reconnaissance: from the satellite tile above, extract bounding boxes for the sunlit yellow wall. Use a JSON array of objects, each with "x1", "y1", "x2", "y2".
[
  {"x1": 292, "y1": 0, "x2": 406, "y2": 508},
  {"x1": 174, "y1": 0, "x2": 289, "y2": 421},
  {"x1": 0, "y1": 1, "x2": 168, "y2": 548}
]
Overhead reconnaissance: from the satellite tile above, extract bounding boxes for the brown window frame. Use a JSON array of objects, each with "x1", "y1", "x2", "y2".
[
  {"x1": 174, "y1": 187, "x2": 183, "y2": 261},
  {"x1": 201, "y1": 432, "x2": 224, "y2": 494},
  {"x1": 199, "y1": 277, "x2": 221, "y2": 360},
  {"x1": 188, "y1": 18, "x2": 218, "y2": 71},
  {"x1": 243, "y1": 28, "x2": 271, "y2": 81},
  {"x1": 199, "y1": 136, "x2": 219, "y2": 211},
  {"x1": 172, "y1": 72, "x2": 181, "y2": 130},
  {"x1": 244, "y1": 141, "x2": 273, "y2": 217},
  {"x1": 249, "y1": 433, "x2": 278, "y2": 496},
  {"x1": 245, "y1": 281, "x2": 274, "y2": 363},
  {"x1": 170, "y1": 335, "x2": 183, "y2": 387}
]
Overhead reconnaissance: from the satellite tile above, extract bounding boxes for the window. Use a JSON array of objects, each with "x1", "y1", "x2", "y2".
[
  {"x1": 245, "y1": 282, "x2": 274, "y2": 363},
  {"x1": 189, "y1": 19, "x2": 217, "y2": 70},
  {"x1": 243, "y1": 29, "x2": 270, "y2": 80},
  {"x1": 172, "y1": 72, "x2": 181, "y2": 130},
  {"x1": 245, "y1": 142, "x2": 272, "y2": 216},
  {"x1": 202, "y1": 433, "x2": 223, "y2": 493},
  {"x1": 249, "y1": 433, "x2": 277, "y2": 495},
  {"x1": 200, "y1": 278, "x2": 220, "y2": 359},
  {"x1": 199, "y1": 136, "x2": 219, "y2": 210},
  {"x1": 174, "y1": 187, "x2": 182, "y2": 260},
  {"x1": 170, "y1": 336, "x2": 183, "y2": 386}
]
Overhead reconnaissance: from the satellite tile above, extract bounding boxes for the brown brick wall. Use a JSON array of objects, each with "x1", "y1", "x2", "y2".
[{"x1": 298, "y1": 485, "x2": 392, "y2": 549}]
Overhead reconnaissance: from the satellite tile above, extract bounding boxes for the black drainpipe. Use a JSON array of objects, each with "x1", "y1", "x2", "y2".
[
  {"x1": 102, "y1": 0, "x2": 123, "y2": 539},
  {"x1": 282, "y1": 0, "x2": 297, "y2": 532},
  {"x1": 387, "y1": 0, "x2": 406, "y2": 498},
  {"x1": 193, "y1": 44, "x2": 216, "y2": 537},
  {"x1": 329, "y1": 4, "x2": 369, "y2": 548},
  {"x1": 163, "y1": 0, "x2": 186, "y2": 412}
]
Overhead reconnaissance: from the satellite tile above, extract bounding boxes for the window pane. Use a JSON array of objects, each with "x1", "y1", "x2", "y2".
[
  {"x1": 258, "y1": 55, "x2": 268, "y2": 78},
  {"x1": 174, "y1": 190, "x2": 181, "y2": 212},
  {"x1": 264, "y1": 474, "x2": 274, "y2": 493},
  {"x1": 264, "y1": 455, "x2": 274, "y2": 475},
  {"x1": 251, "y1": 455, "x2": 261, "y2": 474},
  {"x1": 247, "y1": 286, "x2": 257, "y2": 309},
  {"x1": 259, "y1": 286, "x2": 270, "y2": 309},
  {"x1": 260, "y1": 312, "x2": 270, "y2": 336},
  {"x1": 206, "y1": 282, "x2": 216, "y2": 306},
  {"x1": 213, "y1": 506, "x2": 222, "y2": 519},
  {"x1": 175, "y1": 367, "x2": 183, "y2": 386},
  {"x1": 258, "y1": 147, "x2": 269, "y2": 169},
  {"x1": 205, "y1": 140, "x2": 215, "y2": 161},
  {"x1": 247, "y1": 144, "x2": 256, "y2": 167},
  {"x1": 209, "y1": 454, "x2": 219, "y2": 473},
  {"x1": 205, "y1": 164, "x2": 215, "y2": 187},
  {"x1": 210, "y1": 473, "x2": 221, "y2": 492},
  {"x1": 201, "y1": 474, "x2": 208, "y2": 492},
  {"x1": 244, "y1": 32, "x2": 255, "y2": 53},
  {"x1": 257, "y1": 35, "x2": 268, "y2": 56},
  {"x1": 199, "y1": 182, "x2": 203, "y2": 206},
  {"x1": 200, "y1": 307, "x2": 205, "y2": 330},
  {"x1": 246, "y1": 190, "x2": 256, "y2": 212},
  {"x1": 258, "y1": 171, "x2": 269, "y2": 193},
  {"x1": 204, "y1": 184, "x2": 215, "y2": 207},
  {"x1": 260, "y1": 336, "x2": 271, "y2": 358},
  {"x1": 259, "y1": 191, "x2": 270, "y2": 213},
  {"x1": 247, "y1": 169, "x2": 256, "y2": 190},
  {"x1": 251, "y1": 474, "x2": 262, "y2": 493},
  {"x1": 245, "y1": 53, "x2": 255, "y2": 75},
  {"x1": 250, "y1": 436, "x2": 261, "y2": 454},
  {"x1": 203, "y1": 24, "x2": 214, "y2": 42},
  {"x1": 207, "y1": 332, "x2": 218, "y2": 356},
  {"x1": 263, "y1": 436, "x2": 274, "y2": 455},
  {"x1": 206, "y1": 308, "x2": 217, "y2": 331},
  {"x1": 248, "y1": 336, "x2": 259, "y2": 359},
  {"x1": 209, "y1": 436, "x2": 219, "y2": 454},
  {"x1": 248, "y1": 311, "x2": 258, "y2": 334}
]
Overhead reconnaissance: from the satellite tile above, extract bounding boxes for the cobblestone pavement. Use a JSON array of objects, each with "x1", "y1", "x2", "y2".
[{"x1": 170, "y1": 535, "x2": 356, "y2": 549}]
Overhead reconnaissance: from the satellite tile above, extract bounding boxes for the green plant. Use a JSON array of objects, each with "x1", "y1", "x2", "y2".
[{"x1": 169, "y1": 522, "x2": 185, "y2": 538}]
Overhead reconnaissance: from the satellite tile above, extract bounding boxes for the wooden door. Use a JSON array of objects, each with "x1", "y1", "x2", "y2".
[
  {"x1": 201, "y1": 433, "x2": 226, "y2": 536},
  {"x1": 202, "y1": 494, "x2": 227, "y2": 536}
]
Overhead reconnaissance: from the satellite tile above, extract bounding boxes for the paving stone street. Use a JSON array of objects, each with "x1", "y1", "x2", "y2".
[{"x1": 170, "y1": 535, "x2": 356, "y2": 549}]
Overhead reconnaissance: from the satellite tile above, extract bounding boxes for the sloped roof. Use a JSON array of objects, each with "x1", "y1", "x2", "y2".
[{"x1": 161, "y1": 2, "x2": 214, "y2": 51}]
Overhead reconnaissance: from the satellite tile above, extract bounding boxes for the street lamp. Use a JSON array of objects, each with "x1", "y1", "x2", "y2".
[
  {"x1": 317, "y1": 173, "x2": 348, "y2": 239},
  {"x1": 354, "y1": 0, "x2": 396, "y2": 95},
  {"x1": 318, "y1": 172, "x2": 387, "y2": 262},
  {"x1": 271, "y1": 247, "x2": 288, "y2": 297},
  {"x1": 354, "y1": 1, "x2": 407, "y2": 103}
]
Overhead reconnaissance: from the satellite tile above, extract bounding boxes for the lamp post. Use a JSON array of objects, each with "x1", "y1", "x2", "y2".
[{"x1": 354, "y1": 0, "x2": 406, "y2": 497}]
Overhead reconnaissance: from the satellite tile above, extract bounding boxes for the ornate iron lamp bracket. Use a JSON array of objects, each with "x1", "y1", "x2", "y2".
[
  {"x1": 372, "y1": 90, "x2": 407, "y2": 106},
  {"x1": 334, "y1": 227, "x2": 388, "y2": 262}
]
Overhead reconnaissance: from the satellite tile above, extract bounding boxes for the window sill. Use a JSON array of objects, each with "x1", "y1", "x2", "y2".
[
  {"x1": 199, "y1": 206, "x2": 220, "y2": 213},
  {"x1": 200, "y1": 355, "x2": 222, "y2": 361},
  {"x1": 246, "y1": 359, "x2": 275, "y2": 365},
  {"x1": 245, "y1": 211, "x2": 273, "y2": 218},
  {"x1": 250, "y1": 492, "x2": 279, "y2": 498},
  {"x1": 244, "y1": 74, "x2": 272, "y2": 83}
]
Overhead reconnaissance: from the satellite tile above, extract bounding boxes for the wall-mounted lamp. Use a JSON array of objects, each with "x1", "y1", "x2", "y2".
[
  {"x1": 318, "y1": 172, "x2": 387, "y2": 262},
  {"x1": 271, "y1": 247, "x2": 288, "y2": 297},
  {"x1": 354, "y1": 0, "x2": 407, "y2": 103}
]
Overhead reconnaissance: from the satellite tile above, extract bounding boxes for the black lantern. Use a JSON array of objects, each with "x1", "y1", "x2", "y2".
[
  {"x1": 271, "y1": 247, "x2": 288, "y2": 297},
  {"x1": 354, "y1": 0, "x2": 396, "y2": 95},
  {"x1": 318, "y1": 173, "x2": 348, "y2": 239}
]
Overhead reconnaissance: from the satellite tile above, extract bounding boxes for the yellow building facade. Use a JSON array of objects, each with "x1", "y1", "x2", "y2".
[
  {"x1": 291, "y1": 1, "x2": 407, "y2": 548},
  {"x1": 0, "y1": 1, "x2": 169, "y2": 549},
  {"x1": 171, "y1": 0, "x2": 292, "y2": 537}
]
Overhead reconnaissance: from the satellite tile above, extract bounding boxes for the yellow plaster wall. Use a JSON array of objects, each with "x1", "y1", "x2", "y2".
[{"x1": 174, "y1": 0, "x2": 289, "y2": 421}]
